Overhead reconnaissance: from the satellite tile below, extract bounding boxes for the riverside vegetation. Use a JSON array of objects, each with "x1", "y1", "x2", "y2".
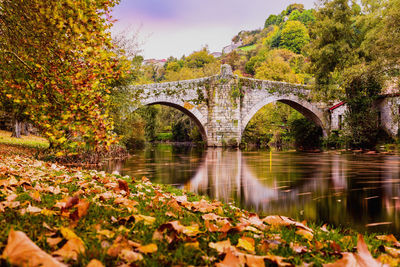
[{"x1": 1, "y1": 143, "x2": 400, "y2": 267}]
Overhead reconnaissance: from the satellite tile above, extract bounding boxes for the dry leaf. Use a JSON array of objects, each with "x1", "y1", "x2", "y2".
[
  {"x1": 46, "y1": 237, "x2": 63, "y2": 248},
  {"x1": 2, "y1": 229, "x2": 66, "y2": 267},
  {"x1": 324, "y1": 234, "x2": 384, "y2": 267},
  {"x1": 296, "y1": 229, "x2": 314, "y2": 241},
  {"x1": 60, "y1": 227, "x2": 80, "y2": 240},
  {"x1": 215, "y1": 248, "x2": 242, "y2": 267},
  {"x1": 119, "y1": 249, "x2": 143, "y2": 262},
  {"x1": 52, "y1": 238, "x2": 85, "y2": 261},
  {"x1": 137, "y1": 243, "x2": 158, "y2": 253},
  {"x1": 263, "y1": 215, "x2": 313, "y2": 233},
  {"x1": 77, "y1": 199, "x2": 90, "y2": 219},
  {"x1": 376, "y1": 235, "x2": 400, "y2": 247},
  {"x1": 237, "y1": 237, "x2": 255, "y2": 253},
  {"x1": 133, "y1": 214, "x2": 156, "y2": 225},
  {"x1": 117, "y1": 179, "x2": 130, "y2": 194},
  {"x1": 86, "y1": 259, "x2": 105, "y2": 267},
  {"x1": 209, "y1": 240, "x2": 233, "y2": 253}
]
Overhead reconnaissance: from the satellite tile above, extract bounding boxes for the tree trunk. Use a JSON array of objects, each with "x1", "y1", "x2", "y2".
[
  {"x1": 20, "y1": 122, "x2": 29, "y2": 136},
  {"x1": 11, "y1": 118, "x2": 22, "y2": 138}
]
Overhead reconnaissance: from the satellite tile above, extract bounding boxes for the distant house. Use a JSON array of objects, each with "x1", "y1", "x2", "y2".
[
  {"x1": 211, "y1": 52, "x2": 222, "y2": 58},
  {"x1": 142, "y1": 59, "x2": 167, "y2": 67},
  {"x1": 222, "y1": 40, "x2": 243, "y2": 54}
]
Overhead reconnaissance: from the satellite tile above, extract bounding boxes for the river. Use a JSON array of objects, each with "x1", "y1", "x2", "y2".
[{"x1": 102, "y1": 144, "x2": 400, "y2": 234}]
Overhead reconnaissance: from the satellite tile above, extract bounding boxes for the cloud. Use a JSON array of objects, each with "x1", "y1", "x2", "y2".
[{"x1": 111, "y1": 0, "x2": 317, "y2": 59}]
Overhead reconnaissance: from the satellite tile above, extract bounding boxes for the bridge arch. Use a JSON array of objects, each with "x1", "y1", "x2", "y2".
[
  {"x1": 139, "y1": 97, "x2": 208, "y2": 142},
  {"x1": 241, "y1": 95, "x2": 327, "y2": 140}
]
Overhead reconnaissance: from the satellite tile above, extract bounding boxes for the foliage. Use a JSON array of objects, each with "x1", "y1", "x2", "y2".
[
  {"x1": 254, "y1": 49, "x2": 305, "y2": 84},
  {"x1": 290, "y1": 118, "x2": 322, "y2": 150},
  {"x1": 0, "y1": 0, "x2": 130, "y2": 154},
  {"x1": 307, "y1": 0, "x2": 400, "y2": 148},
  {"x1": 280, "y1": 21, "x2": 310, "y2": 54}
]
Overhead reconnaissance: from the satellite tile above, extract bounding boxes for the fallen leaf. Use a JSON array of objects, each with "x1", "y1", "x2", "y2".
[
  {"x1": 215, "y1": 248, "x2": 242, "y2": 267},
  {"x1": 52, "y1": 238, "x2": 85, "y2": 261},
  {"x1": 185, "y1": 242, "x2": 200, "y2": 249},
  {"x1": 290, "y1": 242, "x2": 310, "y2": 253},
  {"x1": 2, "y1": 229, "x2": 66, "y2": 267},
  {"x1": 296, "y1": 229, "x2": 314, "y2": 241},
  {"x1": 133, "y1": 214, "x2": 156, "y2": 225},
  {"x1": 30, "y1": 191, "x2": 41, "y2": 202},
  {"x1": 320, "y1": 224, "x2": 329, "y2": 233},
  {"x1": 117, "y1": 179, "x2": 130, "y2": 194},
  {"x1": 237, "y1": 237, "x2": 255, "y2": 253},
  {"x1": 26, "y1": 205, "x2": 42, "y2": 213},
  {"x1": 376, "y1": 235, "x2": 400, "y2": 247},
  {"x1": 384, "y1": 246, "x2": 400, "y2": 258},
  {"x1": 86, "y1": 259, "x2": 105, "y2": 267},
  {"x1": 60, "y1": 227, "x2": 80, "y2": 241},
  {"x1": 77, "y1": 199, "x2": 90, "y2": 218},
  {"x1": 137, "y1": 243, "x2": 158, "y2": 253},
  {"x1": 209, "y1": 240, "x2": 233, "y2": 253},
  {"x1": 46, "y1": 237, "x2": 63, "y2": 248},
  {"x1": 324, "y1": 234, "x2": 383, "y2": 267},
  {"x1": 263, "y1": 215, "x2": 313, "y2": 233},
  {"x1": 119, "y1": 249, "x2": 143, "y2": 263}
]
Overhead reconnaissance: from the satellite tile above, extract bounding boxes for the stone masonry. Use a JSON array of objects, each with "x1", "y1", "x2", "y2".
[{"x1": 132, "y1": 64, "x2": 333, "y2": 146}]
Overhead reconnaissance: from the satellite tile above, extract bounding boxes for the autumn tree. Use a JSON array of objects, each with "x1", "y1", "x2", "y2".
[
  {"x1": 280, "y1": 21, "x2": 310, "y2": 54},
  {"x1": 0, "y1": 0, "x2": 129, "y2": 153},
  {"x1": 306, "y1": 0, "x2": 400, "y2": 148}
]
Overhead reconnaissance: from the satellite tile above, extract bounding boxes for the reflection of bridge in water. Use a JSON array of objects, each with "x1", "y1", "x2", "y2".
[
  {"x1": 186, "y1": 149, "x2": 333, "y2": 211},
  {"x1": 184, "y1": 149, "x2": 400, "y2": 233}
]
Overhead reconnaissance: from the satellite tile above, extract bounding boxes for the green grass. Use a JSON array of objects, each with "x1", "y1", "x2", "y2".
[
  {"x1": 155, "y1": 132, "x2": 173, "y2": 141},
  {"x1": 0, "y1": 130, "x2": 49, "y2": 149},
  {"x1": 238, "y1": 44, "x2": 257, "y2": 52}
]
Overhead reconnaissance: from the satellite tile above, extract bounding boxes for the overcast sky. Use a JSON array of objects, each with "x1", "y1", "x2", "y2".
[{"x1": 111, "y1": 0, "x2": 316, "y2": 59}]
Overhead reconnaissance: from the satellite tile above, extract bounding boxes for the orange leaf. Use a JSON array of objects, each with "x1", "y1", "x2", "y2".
[
  {"x1": 52, "y1": 238, "x2": 85, "y2": 261},
  {"x1": 87, "y1": 259, "x2": 105, "y2": 267},
  {"x1": 137, "y1": 243, "x2": 158, "y2": 254},
  {"x1": 2, "y1": 229, "x2": 66, "y2": 267}
]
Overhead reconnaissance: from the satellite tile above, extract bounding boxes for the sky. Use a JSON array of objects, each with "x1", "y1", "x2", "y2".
[{"x1": 111, "y1": 0, "x2": 316, "y2": 59}]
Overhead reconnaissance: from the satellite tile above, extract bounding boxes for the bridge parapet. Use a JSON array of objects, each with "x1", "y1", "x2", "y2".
[{"x1": 130, "y1": 65, "x2": 330, "y2": 146}]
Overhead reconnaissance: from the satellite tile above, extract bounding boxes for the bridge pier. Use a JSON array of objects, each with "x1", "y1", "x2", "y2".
[{"x1": 205, "y1": 65, "x2": 242, "y2": 146}]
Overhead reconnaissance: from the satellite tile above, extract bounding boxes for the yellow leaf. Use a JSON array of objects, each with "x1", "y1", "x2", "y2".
[
  {"x1": 237, "y1": 237, "x2": 255, "y2": 253},
  {"x1": 183, "y1": 224, "x2": 200, "y2": 236},
  {"x1": 295, "y1": 229, "x2": 314, "y2": 241},
  {"x1": 185, "y1": 242, "x2": 200, "y2": 249},
  {"x1": 60, "y1": 227, "x2": 80, "y2": 241},
  {"x1": 41, "y1": 208, "x2": 57, "y2": 216},
  {"x1": 2, "y1": 229, "x2": 66, "y2": 267},
  {"x1": 137, "y1": 243, "x2": 158, "y2": 254},
  {"x1": 133, "y1": 215, "x2": 156, "y2": 225},
  {"x1": 97, "y1": 229, "x2": 115, "y2": 239}
]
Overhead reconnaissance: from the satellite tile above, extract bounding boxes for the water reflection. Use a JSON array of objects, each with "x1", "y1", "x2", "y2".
[{"x1": 103, "y1": 145, "x2": 400, "y2": 234}]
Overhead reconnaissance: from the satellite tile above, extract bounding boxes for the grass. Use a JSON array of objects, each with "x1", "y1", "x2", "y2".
[
  {"x1": 238, "y1": 44, "x2": 257, "y2": 52},
  {"x1": 0, "y1": 144, "x2": 399, "y2": 266},
  {"x1": 156, "y1": 132, "x2": 173, "y2": 142},
  {"x1": 0, "y1": 130, "x2": 49, "y2": 149}
]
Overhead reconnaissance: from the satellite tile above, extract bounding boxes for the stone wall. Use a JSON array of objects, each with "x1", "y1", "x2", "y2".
[{"x1": 130, "y1": 65, "x2": 329, "y2": 146}]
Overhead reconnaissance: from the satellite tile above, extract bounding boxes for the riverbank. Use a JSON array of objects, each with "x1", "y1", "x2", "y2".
[{"x1": 0, "y1": 145, "x2": 400, "y2": 266}]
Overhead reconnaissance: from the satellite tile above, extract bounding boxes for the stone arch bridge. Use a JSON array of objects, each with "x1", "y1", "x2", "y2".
[{"x1": 132, "y1": 65, "x2": 330, "y2": 146}]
